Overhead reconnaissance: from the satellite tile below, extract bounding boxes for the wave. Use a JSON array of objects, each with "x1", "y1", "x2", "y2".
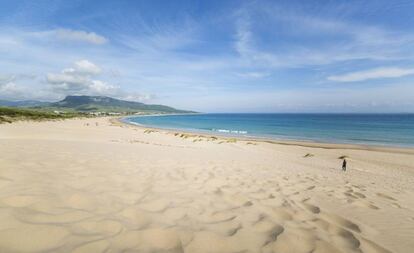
[
  {"x1": 123, "y1": 120, "x2": 143, "y2": 126},
  {"x1": 212, "y1": 128, "x2": 248, "y2": 134}
]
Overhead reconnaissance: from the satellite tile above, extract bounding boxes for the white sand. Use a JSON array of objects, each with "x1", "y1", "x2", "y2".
[{"x1": 0, "y1": 117, "x2": 413, "y2": 253}]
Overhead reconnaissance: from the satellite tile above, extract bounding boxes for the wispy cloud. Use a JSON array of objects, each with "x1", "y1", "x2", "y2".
[
  {"x1": 54, "y1": 29, "x2": 107, "y2": 45},
  {"x1": 233, "y1": 4, "x2": 414, "y2": 68},
  {"x1": 236, "y1": 71, "x2": 270, "y2": 79},
  {"x1": 327, "y1": 67, "x2": 414, "y2": 82}
]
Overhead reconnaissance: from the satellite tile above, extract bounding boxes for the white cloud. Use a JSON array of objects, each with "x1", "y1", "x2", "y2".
[
  {"x1": 237, "y1": 71, "x2": 270, "y2": 79},
  {"x1": 44, "y1": 60, "x2": 153, "y2": 102},
  {"x1": 47, "y1": 60, "x2": 103, "y2": 92},
  {"x1": 0, "y1": 82, "x2": 27, "y2": 100},
  {"x1": 0, "y1": 74, "x2": 39, "y2": 100},
  {"x1": 121, "y1": 93, "x2": 155, "y2": 102},
  {"x1": 327, "y1": 67, "x2": 414, "y2": 82},
  {"x1": 47, "y1": 73, "x2": 87, "y2": 86},
  {"x1": 0, "y1": 71, "x2": 46, "y2": 101},
  {"x1": 73, "y1": 59, "x2": 102, "y2": 75},
  {"x1": 55, "y1": 29, "x2": 107, "y2": 45},
  {"x1": 89, "y1": 80, "x2": 118, "y2": 94},
  {"x1": 0, "y1": 74, "x2": 15, "y2": 84},
  {"x1": 46, "y1": 60, "x2": 115, "y2": 95}
]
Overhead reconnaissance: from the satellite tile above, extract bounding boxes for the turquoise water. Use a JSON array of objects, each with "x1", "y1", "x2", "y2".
[{"x1": 125, "y1": 113, "x2": 414, "y2": 147}]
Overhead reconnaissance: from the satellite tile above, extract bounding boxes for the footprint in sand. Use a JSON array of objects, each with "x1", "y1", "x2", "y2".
[
  {"x1": 320, "y1": 213, "x2": 361, "y2": 233},
  {"x1": 351, "y1": 200, "x2": 380, "y2": 210},
  {"x1": 306, "y1": 185, "x2": 316, "y2": 190},
  {"x1": 391, "y1": 203, "x2": 402, "y2": 209},
  {"x1": 353, "y1": 192, "x2": 366, "y2": 198},
  {"x1": 302, "y1": 202, "x2": 321, "y2": 214},
  {"x1": 376, "y1": 192, "x2": 397, "y2": 201}
]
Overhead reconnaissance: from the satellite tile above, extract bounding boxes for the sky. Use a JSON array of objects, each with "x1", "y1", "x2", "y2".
[{"x1": 1, "y1": 0, "x2": 414, "y2": 112}]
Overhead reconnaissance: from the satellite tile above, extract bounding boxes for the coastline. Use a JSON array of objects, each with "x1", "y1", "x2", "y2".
[
  {"x1": 1, "y1": 117, "x2": 413, "y2": 253},
  {"x1": 119, "y1": 116, "x2": 414, "y2": 155}
]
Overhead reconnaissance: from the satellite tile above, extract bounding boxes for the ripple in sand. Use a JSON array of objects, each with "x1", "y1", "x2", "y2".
[
  {"x1": 0, "y1": 195, "x2": 39, "y2": 207},
  {"x1": 110, "y1": 228, "x2": 183, "y2": 253},
  {"x1": 72, "y1": 240, "x2": 110, "y2": 253},
  {"x1": 0, "y1": 225, "x2": 69, "y2": 252}
]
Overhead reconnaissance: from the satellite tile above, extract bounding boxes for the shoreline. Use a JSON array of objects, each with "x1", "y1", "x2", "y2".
[
  {"x1": 1, "y1": 117, "x2": 413, "y2": 253},
  {"x1": 119, "y1": 116, "x2": 414, "y2": 155}
]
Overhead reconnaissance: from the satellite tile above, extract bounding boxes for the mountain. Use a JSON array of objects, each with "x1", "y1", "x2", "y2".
[
  {"x1": 50, "y1": 95, "x2": 192, "y2": 113},
  {"x1": 0, "y1": 96, "x2": 193, "y2": 114},
  {"x1": 0, "y1": 100, "x2": 50, "y2": 107}
]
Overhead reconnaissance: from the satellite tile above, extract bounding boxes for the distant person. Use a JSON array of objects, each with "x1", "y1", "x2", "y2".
[{"x1": 342, "y1": 159, "x2": 347, "y2": 171}]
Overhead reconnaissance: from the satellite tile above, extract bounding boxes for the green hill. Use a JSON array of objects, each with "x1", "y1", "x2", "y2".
[{"x1": 50, "y1": 95, "x2": 192, "y2": 113}]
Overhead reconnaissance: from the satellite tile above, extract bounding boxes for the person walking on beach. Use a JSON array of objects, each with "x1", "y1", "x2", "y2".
[{"x1": 342, "y1": 159, "x2": 347, "y2": 171}]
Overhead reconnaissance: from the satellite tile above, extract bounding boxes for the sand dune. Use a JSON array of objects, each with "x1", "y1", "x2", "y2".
[{"x1": 0, "y1": 117, "x2": 413, "y2": 253}]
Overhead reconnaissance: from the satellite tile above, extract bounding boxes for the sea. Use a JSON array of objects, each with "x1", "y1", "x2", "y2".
[{"x1": 124, "y1": 113, "x2": 414, "y2": 147}]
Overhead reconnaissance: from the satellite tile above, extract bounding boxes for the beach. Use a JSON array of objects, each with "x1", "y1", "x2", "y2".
[{"x1": 0, "y1": 117, "x2": 413, "y2": 253}]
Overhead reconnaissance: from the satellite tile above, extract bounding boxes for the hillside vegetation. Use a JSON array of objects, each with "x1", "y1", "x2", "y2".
[{"x1": 0, "y1": 107, "x2": 82, "y2": 124}]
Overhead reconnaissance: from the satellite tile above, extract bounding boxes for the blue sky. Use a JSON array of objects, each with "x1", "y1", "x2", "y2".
[{"x1": 1, "y1": 0, "x2": 414, "y2": 112}]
